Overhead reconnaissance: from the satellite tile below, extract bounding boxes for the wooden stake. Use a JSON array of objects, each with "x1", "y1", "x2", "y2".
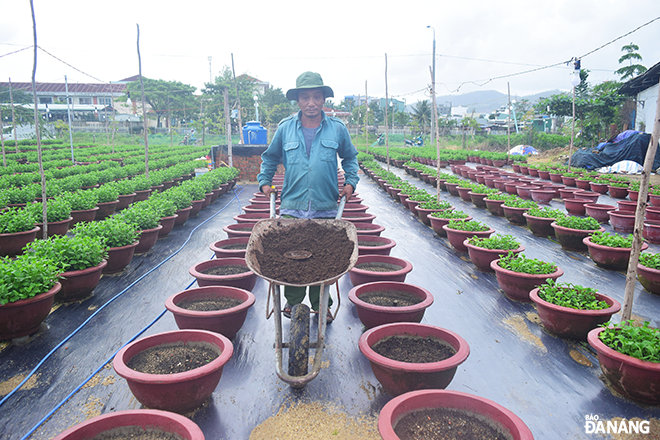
[
  {"x1": 29, "y1": 0, "x2": 47, "y2": 239},
  {"x1": 569, "y1": 82, "x2": 576, "y2": 170},
  {"x1": 384, "y1": 53, "x2": 389, "y2": 172},
  {"x1": 621, "y1": 78, "x2": 660, "y2": 321},
  {"x1": 231, "y1": 54, "x2": 244, "y2": 144},
  {"x1": 137, "y1": 24, "x2": 149, "y2": 179},
  {"x1": 365, "y1": 80, "x2": 369, "y2": 153},
  {"x1": 0, "y1": 105, "x2": 6, "y2": 167},
  {"x1": 507, "y1": 82, "x2": 511, "y2": 162},
  {"x1": 9, "y1": 78, "x2": 18, "y2": 153},
  {"x1": 430, "y1": 66, "x2": 440, "y2": 202},
  {"x1": 224, "y1": 86, "x2": 233, "y2": 168}
]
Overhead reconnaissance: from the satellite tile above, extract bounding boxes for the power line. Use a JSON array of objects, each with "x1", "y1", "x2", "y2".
[{"x1": 0, "y1": 45, "x2": 32, "y2": 59}]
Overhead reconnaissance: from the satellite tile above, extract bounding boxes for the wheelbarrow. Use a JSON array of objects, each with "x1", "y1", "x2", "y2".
[{"x1": 245, "y1": 195, "x2": 358, "y2": 387}]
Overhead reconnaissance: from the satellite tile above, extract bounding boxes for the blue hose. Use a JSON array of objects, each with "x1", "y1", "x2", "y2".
[{"x1": 1, "y1": 186, "x2": 244, "y2": 418}]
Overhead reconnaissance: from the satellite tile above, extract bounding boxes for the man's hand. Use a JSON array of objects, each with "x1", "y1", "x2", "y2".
[
  {"x1": 261, "y1": 184, "x2": 278, "y2": 199},
  {"x1": 339, "y1": 184, "x2": 354, "y2": 202}
]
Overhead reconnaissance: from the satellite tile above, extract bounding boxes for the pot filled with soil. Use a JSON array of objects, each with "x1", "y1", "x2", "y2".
[
  {"x1": 210, "y1": 236, "x2": 249, "y2": 259},
  {"x1": 491, "y1": 253, "x2": 564, "y2": 302},
  {"x1": 359, "y1": 322, "x2": 470, "y2": 397},
  {"x1": 523, "y1": 207, "x2": 566, "y2": 238},
  {"x1": 134, "y1": 225, "x2": 164, "y2": 254},
  {"x1": 637, "y1": 252, "x2": 660, "y2": 295},
  {"x1": 354, "y1": 222, "x2": 386, "y2": 236},
  {"x1": 608, "y1": 210, "x2": 636, "y2": 233},
  {"x1": 166, "y1": 285, "x2": 255, "y2": 339},
  {"x1": 175, "y1": 206, "x2": 193, "y2": 226},
  {"x1": 564, "y1": 198, "x2": 591, "y2": 216},
  {"x1": 442, "y1": 220, "x2": 495, "y2": 253},
  {"x1": 113, "y1": 329, "x2": 234, "y2": 413},
  {"x1": 584, "y1": 203, "x2": 615, "y2": 224},
  {"x1": 349, "y1": 255, "x2": 413, "y2": 286},
  {"x1": 223, "y1": 222, "x2": 255, "y2": 238},
  {"x1": 464, "y1": 234, "x2": 525, "y2": 272},
  {"x1": 51, "y1": 409, "x2": 205, "y2": 440},
  {"x1": 348, "y1": 281, "x2": 434, "y2": 329},
  {"x1": 189, "y1": 257, "x2": 257, "y2": 291},
  {"x1": 428, "y1": 211, "x2": 472, "y2": 237},
  {"x1": 551, "y1": 216, "x2": 604, "y2": 252},
  {"x1": 342, "y1": 212, "x2": 377, "y2": 224},
  {"x1": 158, "y1": 214, "x2": 178, "y2": 237},
  {"x1": 234, "y1": 212, "x2": 270, "y2": 224},
  {"x1": 378, "y1": 389, "x2": 534, "y2": 440},
  {"x1": 583, "y1": 232, "x2": 648, "y2": 270},
  {"x1": 357, "y1": 235, "x2": 397, "y2": 256}
]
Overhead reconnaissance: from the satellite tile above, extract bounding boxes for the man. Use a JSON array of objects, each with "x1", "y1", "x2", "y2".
[{"x1": 257, "y1": 71, "x2": 359, "y2": 324}]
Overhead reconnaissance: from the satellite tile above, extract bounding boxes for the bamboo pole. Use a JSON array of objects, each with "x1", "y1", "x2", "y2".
[
  {"x1": 65, "y1": 75, "x2": 74, "y2": 164},
  {"x1": 568, "y1": 83, "x2": 576, "y2": 171},
  {"x1": 430, "y1": 67, "x2": 440, "y2": 202},
  {"x1": 224, "y1": 86, "x2": 233, "y2": 168},
  {"x1": 168, "y1": 95, "x2": 173, "y2": 148},
  {"x1": 365, "y1": 80, "x2": 369, "y2": 153},
  {"x1": 231, "y1": 54, "x2": 244, "y2": 144},
  {"x1": 384, "y1": 53, "x2": 389, "y2": 172},
  {"x1": 507, "y1": 82, "x2": 511, "y2": 163},
  {"x1": 0, "y1": 105, "x2": 6, "y2": 167},
  {"x1": 29, "y1": 0, "x2": 47, "y2": 239},
  {"x1": 136, "y1": 24, "x2": 149, "y2": 179},
  {"x1": 9, "y1": 78, "x2": 18, "y2": 153},
  {"x1": 621, "y1": 78, "x2": 660, "y2": 322}
]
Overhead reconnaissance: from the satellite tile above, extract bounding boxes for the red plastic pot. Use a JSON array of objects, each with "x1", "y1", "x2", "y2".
[
  {"x1": 234, "y1": 212, "x2": 269, "y2": 224},
  {"x1": 70, "y1": 208, "x2": 99, "y2": 227},
  {"x1": 573, "y1": 190, "x2": 599, "y2": 203},
  {"x1": 530, "y1": 189, "x2": 555, "y2": 205},
  {"x1": 588, "y1": 327, "x2": 660, "y2": 404},
  {"x1": 357, "y1": 235, "x2": 396, "y2": 256},
  {"x1": 502, "y1": 205, "x2": 530, "y2": 225},
  {"x1": 359, "y1": 323, "x2": 469, "y2": 397},
  {"x1": 522, "y1": 213, "x2": 556, "y2": 237},
  {"x1": 646, "y1": 206, "x2": 660, "y2": 221},
  {"x1": 103, "y1": 241, "x2": 139, "y2": 274},
  {"x1": 349, "y1": 255, "x2": 413, "y2": 286},
  {"x1": 116, "y1": 193, "x2": 136, "y2": 211},
  {"x1": 530, "y1": 288, "x2": 621, "y2": 339},
  {"x1": 158, "y1": 215, "x2": 178, "y2": 237},
  {"x1": 617, "y1": 200, "x2": 638, "y2": 212},
  {"x1": 564, "y1": 198, "x2": 591, "y2": 216},
  {"x1": 643, "y1": 220, "x2": 660, "y2": 244},
  {"x1": 0, "y1": 282, "x2": 61, "y2": 340},
  {"x1": 166, "y1": 285, "x2": 255, "y2": 339},
  {"x1": 133, "y1": 189, "x2": 152, "y2": 202},
  {"x1": 428, "y1": 215, "x2": 472, "y2": 237},
  {"x1": 95, "y1": 200, "x2": 118, "y2": 220},
  {"x1": 584, "y1": 203, "x2": 615, "y2": 224},
  {"x1": 608, "y1": 210, "x2": 636, "y2": 233},
  {"x1": 468, "y1": 191, "x2": 489, "y2": 208},
  {"x1": 378, "y1": 390, "x2": 533, "y2": 440},
  {"x1": 175, "y1": 206, "x2": 193, "y2": 226},
  {"x1": 52, "y1": 409, "x2": 205, "y2": 440},
  {"x1": 57, "y1": 260, "x2": 107, "y2": 302},
  {"x1": 637, "y1": 262, "x2": 660, "y2": 294},
  {"x1": 583, "y1": 236, "x2": 648, "y2": 270},
  {"x1": 210, "y1": 236, "x2": 249, "y2": 259},
  {"x1": 465, "y1": 242, "x2": 525, "y2": 272},
  {"x1": 485, "y1": 198, "x2": 506, "y2": 217},
  {"x1": 189, "y1": 199, "x2": 204, "y2": 218},
  {"x1": 0, "y1": 226, "x2": 40, "y2": 257},
  {"x1": 134, "y1": 225, "x2": 164, "y2": 254},
  {"x1": 189, "y1": 257, "x2": 257, "y2": 291},
  {"x1": 354, "y1": 222, "x2": 386, "y2": 236},
  {"x1": 113, "y1": 329, "x2": 234, "y2": 413},
  {"x1": 551, "y1": 222, "x2": 604, "y2": 252},
  {"x1": 348, "y1": 281, "x2": 434, "y2": 329},
  {"x1": 590, "y1": 182, "x2": 609, "y2": 194},
  {"x1": 490, "y1": 258, "x2": 564, "y2": 302},
  {"x1": 608, "y1": 185, "x2": 629, "y2": 199},
  {"x1": 342, "y1": 212, "x2": 377, "y2": 224},
  {"x1": 36, "y1": 217, "x2": 72, "y2": 237},
  {"x1": 442, "y1": 225, "x2": 495, "y2": 252},
  {"x1": 558, "y1": 187, "x2": 582, "y2": 200},
  {"x1": 222, "y1": 223, "x2": 255, "y2": 238}
]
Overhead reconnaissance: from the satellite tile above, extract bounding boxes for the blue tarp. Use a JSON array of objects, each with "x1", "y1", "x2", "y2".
[{"x1": 568, "y1": 132, "x2": 660, "y2": 170}]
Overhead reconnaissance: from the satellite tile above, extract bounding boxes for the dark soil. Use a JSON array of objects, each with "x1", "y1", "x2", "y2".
[
  {"x1": 255, "y1": 220, "x2": 354, "y2": 284},
  {"x1": 394, "y1": 407, "x2": 513, "y2": 440},
  {"x1": 234, "y1": 225, "x2": 254, "y2": 231},
  {"x1": 358, "y1": 240, "x2": 383, "y2": 247},
  {"x1": 359, "y1": 290, "x2": 422, "y2": 307},
  {"x1": 91, "y1": 426, "x2": 185, "y2": 440},
  {"x1": 201, "y1": 265, "x2": 250, "y2": 276},
  {"x1": 372, "y1": 335, "x2": 456, "y2": 363},
  {"x1": 219, "y1": 243, "x2": 247, "y2": 250},
  {"x1": 178, "y1": 297, "x2": 244, "y2": 311},
  {"x1": 127, "y1": 342, "x2": 220, "y2": 375},
  {"x1": 355, "y1": 262, "x2": 402, "y2": 272}
]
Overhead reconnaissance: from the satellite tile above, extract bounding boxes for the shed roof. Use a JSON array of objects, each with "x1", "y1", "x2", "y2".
[
  {"x1": 0, "y1": 82, "x2": 126, "y2": 94},
  {"x1": 619, "y1": 60, "x2": 660, "y2": 96}
]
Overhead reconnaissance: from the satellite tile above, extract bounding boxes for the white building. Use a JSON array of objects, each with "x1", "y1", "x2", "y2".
[{"x1": 620, "y1": 61, "x2": 660, "y2": 132}]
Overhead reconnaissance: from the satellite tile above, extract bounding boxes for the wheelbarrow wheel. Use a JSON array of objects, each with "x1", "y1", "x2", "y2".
[{"x1": 288, "y1": 303, "x2": 310, "y2": 377}]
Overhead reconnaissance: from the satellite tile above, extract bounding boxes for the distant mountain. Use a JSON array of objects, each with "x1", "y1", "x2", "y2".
[{"x1": 424, "y1": 89, "x2": 564, "y2": 115}]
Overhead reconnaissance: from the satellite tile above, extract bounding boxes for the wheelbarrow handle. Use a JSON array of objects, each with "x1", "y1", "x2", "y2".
[
  {"x1": 335, "y1": 195, "x2": 347, "y2": 220},
  {"x1": 270, "y1": 191, "x2": 277, "y2": 219}
]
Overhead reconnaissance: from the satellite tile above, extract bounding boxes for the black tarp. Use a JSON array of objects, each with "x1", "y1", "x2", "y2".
[{"x1": 568, "y1": 132, "x2": 660, "y2": 170}]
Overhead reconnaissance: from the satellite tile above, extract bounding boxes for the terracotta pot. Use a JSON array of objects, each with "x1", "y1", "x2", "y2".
[
  {"x1": 134, "y1": 225, "x2": 163, "y2": 254},
  {"x1": 348, "y1": 281, "x2": 434, "y2": 329},
  {"x1": 530, "y1": 288, "x2": 621, "y2": 339},
  {"x1": 201, "y1": 192, "x2": 213, "y2": 209},
  {"x1": 646, "y1": 206, "x2": 660, "y2": 221},
  {"x1": 234, "y1": 212, "x2": 269, "y2": 224},
  {"x1": 551, "y1": 222, "x2": 604, "y2": 252},
  {"x1": 70, "y1": 207, "x2": 99, "y2": 227},
  {"x1": 584, "y1": 204, "x2": 616, "y2": 223},
  {"x1": 643, "y1": 220, "x2": 660, "y2": 244},
  {"x1": 575, "y1": 179, "x2": 592, "y2": 190},
  {"x1": 549, "y1": 172, "x2": 563, "y2": 183},
  {"x1": 354, "y1": 222, "x2": 386, "y2": 236},
  {"x1": 0, "y1": 226, "x2": 40, "y2": 257},
  {"x1": 358, "y1": 323, "x2": 469, "y2": 397},
  {"x1": 189, "y1": 199, "x2": 204, "y2": 218},
  {"x1": 35, "y1": 217, "x2": 73, "y2": 238},
  {"x1": 558, "y1": 187, "x2": 582, "y2": 200},
  {"x1": 468, "y1": 191, "x2": 489, "y2": 208},
  {"x1": 485, "y1": 199, "x2": 506, "y2": 217},
  {"x1": 222, "y1": 223, "x2": 255, "y2": 238},
  {"x1": 0, "y1": 282, "x2": 61, "y2": 339},
  {"x1": 342, "y1": 212, "x2": 377, "y2": 224},
  {"x1": 113, "y1": 329, "x2": 234, "y2": 413},
  {"x1": 133, "y1": 189, "x2": 152, "y2": 202},
  {"x1": 443, "y1": 225, "x2": 495, "y2": 252},
  {"x1": 349, "y1": 255, "x2": 413, "y2": 286},
  {"x1": 589, "y1": 182, "x2": 609, "y2": 194},
  {"x1": 649, "y1": 194, "x2": 660, "y2": 207},
  {"x1": 573, "y1": 190, "x2": 600, "y2": 203},
  {"x1": 465, "y1": 243, "x2": 525, "y2": 272},
  {"x1": 428, "y1": 215, "x2": 472, "y2": 237},
  {"x1": 529, "y1": 189, "x2": 555, "y2": 205},
  {"x1": 95, "y1": 200, "x2": 119, "y2": 220},
  {"x1": 637, "y1": 262, "x2": 660, "y2": 294},
  {"x1": 158, "y1": 215, "x2": 178, "y2": 237},
  {"x1": 564, "y1": 198, "x2": 591, "y2": 216},
  {"x1": 522, "y1": 213, "x2": 556, "y2": 237},
  {"x1": 357, "y1": 235, "x2": 396, "y2": 256},
  {"x1": 538, "y1": 170, "x2": 551, "y2": 180},
  {"x1": 165, "y1": 285, "x2": 255, "y2": 339},
  {"x1": 502, "y1": 205, "x2": 530, "y2": 225},
  {"x1": 583, "y1": 236, "x2": 648, "y2": 270},
  {"x1": 57, "y1": 260, "x2": 108, "y2": 302},
  {"x1": 588, "y1": 327, "x2": 660, "y2": 404},
  {"x1": 175, "y1": 206, "x2": 193, "y2": 226},
  {"x1": 210, "y1": 236, "x2": 249, "y2": 259},
  {"x1": 490, "y1": 259, "x2": 564, "y2": 302},
  {"x1": 51, "y1": 409, "x2": 205, "y2": 440},
  {"x1": 617, "y1": 200, "x2": 638, "y2": 212},
  {"x1": 608, "y1": 210, "x2": 636, "y2": 233},
  {"x1": 116, "y1": 193, "x2": 136, "y2": 211},
  {"x1": 378, "y1": 389, "x2": 534, "y2": 440},
  {"x1": 189, "y1": 258, "x2": 257, "y2": 291},
  {"x1": 608, "y1": 185, "x2": 629, "y2": 199},
  {"x1": 104, "y1": 241, "x2": 139, "y2": 274}
]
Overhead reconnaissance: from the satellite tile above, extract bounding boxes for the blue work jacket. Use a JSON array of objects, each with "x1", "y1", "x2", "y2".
[{"x1": 257, "y1": 111, "x2": 359, "y2": 212}]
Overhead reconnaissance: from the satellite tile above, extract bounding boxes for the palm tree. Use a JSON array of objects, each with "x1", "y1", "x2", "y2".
[
  {"x1": 412, "y1": 100, "x2": 431, "y2": 132},
  {"x1": 615, "y1": 43, "x2": 647, "y2": 81}
]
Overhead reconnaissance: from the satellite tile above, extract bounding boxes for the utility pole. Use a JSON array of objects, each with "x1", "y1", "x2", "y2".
[
  {"x1": 507, "y1": 82, "x2": 511, "y2": 163},
  {"x1": 365, "y1": 80, "x2": 369, "y2": 152},
  {"x1": 384, "y1": 53, "x2": 390, "y2": 172},
  {"x1": 65, "y1": 75, "x2": 74, "y2": 163},
  {"x1": 137, "y1": 23, "x2": 149, "y2": 178},
  {"x1": 208, "y1": 56, "x2": 213, "y2": 84},
  {"x1": 430, "y1": 67, "x2": 440, "y2": 201},
  {"x1": 231, "y1": 53, "x2": 244, "y2": 144},
  {"x1": 8, "y1": 78, "x2": 18, "y2": 153},
  {"x1": 224, "y1": 87, "x2": 233, "y2": 167},
  {"x1": 427, "y1": 25, "x2": 436, "y2": 145}
]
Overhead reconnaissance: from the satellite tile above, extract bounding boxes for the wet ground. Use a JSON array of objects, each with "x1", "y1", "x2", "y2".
[{"x1": 1, "y1": 163, "x2": 660, "y2": 439}]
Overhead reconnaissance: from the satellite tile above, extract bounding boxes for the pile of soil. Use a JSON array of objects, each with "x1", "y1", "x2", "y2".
[
  {"x1": 372, "y1": 335, "x2": 456, "y2": 363},
  {"x1": 91, "y1": 427, "x2": 185, "y2": 440},
  {"x1": 394, "y1": 407, "x2": 512, "y2": 440},
  {"x1": 178, "y1": 297, "x2": 244, "y2": 311},
  {"x1": 201, "y1": 265, "x2": 250, "y2": 276},
  {"x1": 255, "y1": 220, "x2": 354, "y2": 285},
  {"x1": 359, "y1": 290, "x2": 422, "y2": 307},
  {"x1": 127, "y1": 342, "x2": 220, "y2": 375},
  {"x1": 355, "y1": 262, "x2": 402, "y2": 272}
]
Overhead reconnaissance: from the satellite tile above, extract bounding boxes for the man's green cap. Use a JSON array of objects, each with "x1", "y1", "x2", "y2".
[{"x1": 285, "y1": 72, "x2": 334, "y2": 101}]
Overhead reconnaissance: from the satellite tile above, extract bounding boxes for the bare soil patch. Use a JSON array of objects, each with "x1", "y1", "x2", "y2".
[
  {"x1": 178, "y1": 297, "x2": 244, "y2": 311},
  {"x1": 126, "y1": 342, "x2": 220, "y2": 375},
  {"x1": 201, "y1": 265, "x2": 250, "y2": 276},
  {"x1": 359, "y1": 290, "x2": 422, "y2": 307},
  {"x1": 91, "y1": 427, "x2": 185, "y2": 440},
  {"x1": 394, "y1": 407, "x2": 513, "y2": 440},
  {"x1": 371, "y1": 335, "x2": 456, "y2": 363}
]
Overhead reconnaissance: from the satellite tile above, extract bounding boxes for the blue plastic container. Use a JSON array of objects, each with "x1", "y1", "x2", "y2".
[{"x1": 243, "y1": 121, "x2": 267, "y2": 145}]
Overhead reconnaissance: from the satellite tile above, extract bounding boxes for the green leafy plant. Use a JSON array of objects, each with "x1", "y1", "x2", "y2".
[
  {"x1": 497, "y1": 252, "x2": 557, "y2": 275},
  {"x1": 527, "y1": 207, "x2": 566, "y2": 220},
  {"x1": 131, "y1": 175, "x2": 152, "y2": 192},
  {"x1": 24, "y1": 234, "x2": 108, "y2": 272},
  {"x1": 554, "y1": 215, "x2": 601, "y2": 231},
  {"x1": 0, "y1": 207, "x2": 37, "y2": 234},
  {"x1": 145, "y1": 195, "x2": 178, "y2": 217},
  {"x1": 94, "y1": 184, "x2": 120, "y2": 204},
  {"x1": 639, "y1": 252, "x2": 660, "y2": 269},
  {"x1": 116, "y1": 205, "x2": 161, "y2": 231},
  {"x1": 418, "y1": 200, "x2": 453, "y2": 210},
  {"x1": 60, "y1": 190, "x2": 98, "y2": 211},
  {"x1": 468, "y1": 234, "x2": 520, "y2": 250},
  {"x1": 589, "y1": 231, "x2": 634, "y2": 248},
  {"x1": 0, "y1": 254, "x2": 61, "y2": 305},
  {"x1": 26, "y1": 198, "x2": 72, "y2": 223},
  {"x1": 599, "y1": 320, "x2": 660, "y2": 363},
  {"x1": 113, "y1": 179, "x2": 137, "y2": 196},
  {"x1": 503, "y1": 198, "x2": 538, "y2": 209},
  {"x1": 537, "y1": 279, "x2": 609, "y2": 310},
  {"x1": 162, "y1": 186, "x2": 193, "y2": 210},
  {"x1": 430, "y1": 210, "x2": 469, "y2": 220},
  {"x1": 72, "y1": 217, "x2": 140, "y2": 249},
  {"x1": 609, "y1": 181, "x2": 630, "y2": 188},
  {"x1": 446, "y1": 220, "x2": 489, "y2": 232}
]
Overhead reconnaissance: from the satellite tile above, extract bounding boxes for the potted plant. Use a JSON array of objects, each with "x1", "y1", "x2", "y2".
[
  {"x1": 0, "y1": 207, "x2": 41, "y2": 257},
  {"x1": 94, "y1": 183, "x2": 120, "y2": 220},
  {"x1": 116, "y1": 205, "x2": 163, "y2": 254},
  {"x1": 442, "y1": 220, "x2": 494, "y2": 252},
  {"x1": 72, "y1": 217, "x2": 141, "y2": 274},
  {"x1": 165, "y1": 186, "x2": 194, "y2": 226},
  {"x1": 145, "y1": 195, "x2": 179, "y2": 237},
  {"x1": 113, "y1": 178, "x2": 137, "y2": 211},
  {"x1": 464, "y1": 234, "x2": 525, "y2": 272},
  {"x1": 358, "y1": 322, "x2": 470, "y2": 396},
  {"x1": 529, "y1": 279, "x2": 621, "y2": 339},
  {"x1": 60, "y1": 189, "x2": 99, "y2": 226},
  {"x1": 607, "y1": 181, "x2": 630, "y2": 199},
  {"x1": 484, "y1": 193, "x2": 511, "y2": 217},
  {"x1": 0, "y1": 254, "x2": 62, "y2": 339},
  {"x1": 189, "y1": 257, "x2": 258, "y2": 291},
  {"x1": 26, "y1": 198, "x2": 73, "y2": 237},
  {"x1": 427, "y1": 210, "x2": 472, "y2": 237},
  {"x1": 415, "y1": 199, "x2": 453, "y2": 225},
  {"x1": 24, "y1": 234, "x2": 108, "y2": 302},
  {"x1": 523, "y1": 206, "x2": 565, "y2": 238},
  {"x1": 180, "y1": 180, "x2": 207, "y2": 218},
  {"x1": 588, "y1": 321, "x2": 660, "y2": 404},
  {"x1": 210, "y1": 236, "x2": 250, "y2": 259},
  {"x1": 637, "y1": 252, "x2": 660, "y2": 294},
  {"x1": 584, "y1": 203, "x2": 616, "y2": 224},
  {"x1": 551, "y1": 215, "x2": 604, "y2": 252},
  {"x1": 491, "y1": 252, "x2": 564, "y2": 302},
  {"x1": 349, "y1": 254, "x2": 413, "y2": 286},
  {"x1": 131, "y1": 175, "x2": 153, "y2": 202},
  {"x1": 608, "y1": 210, "x2": 636, "y2": 233},
  {"x1": 357, "y1": 235, "x2": 397, "y2": 256},
  {"x1": 583, "y1": 231, "x2": 648, "y2": 270},
  {"x1": 502, "y1": 197, "x2": 538, "y2": 225}
]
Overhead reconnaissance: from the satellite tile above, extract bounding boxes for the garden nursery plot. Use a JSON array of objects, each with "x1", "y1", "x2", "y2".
[{"x1": 2, "y1": 160, "x2": 660, "y2": 439}]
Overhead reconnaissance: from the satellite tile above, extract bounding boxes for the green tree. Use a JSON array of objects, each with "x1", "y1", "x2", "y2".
[
  {"x1": 412, "y1": 100, "x2": 431, "y2": 132},
  {"x1": 0, "y1": 86, "x2": 33, "y2": 104},
  {"x1": 123, "y1": 78, "x2": 197, "y2": 128},
  {"x1": 202, "y1": 66, "x2": 258, "y2": 134},
  {"x1": 615, "y1": 43, "x2": 647, "y2": 81},
  {"x1": 260, "y1": 86, "x2": 295, "y2": 126}
]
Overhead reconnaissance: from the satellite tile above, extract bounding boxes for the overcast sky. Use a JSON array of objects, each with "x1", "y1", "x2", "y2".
[{"x1": 1, "y1": 0, "x2": 659, "y2": 107}]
